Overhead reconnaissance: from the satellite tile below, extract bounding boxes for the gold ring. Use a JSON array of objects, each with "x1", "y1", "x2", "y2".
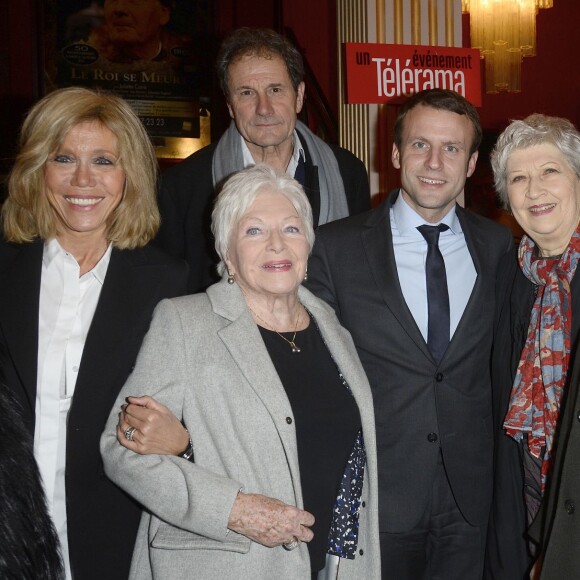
[
  {"x1": 283, "y1": 539, "x2": 300, "y2": 551},
  {"x1": 124, "y1": 426, "x2": 137, "y2": 441}
]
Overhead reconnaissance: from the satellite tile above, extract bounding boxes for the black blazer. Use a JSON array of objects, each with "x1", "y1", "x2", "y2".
[
  {"x1": 484, "y1": 250, "x2": 534, "y2": 579},
  {"x1": 155, "y1": 130, "x2": 371, "y2": 294},
  {"x1": 485, "y1": 250, "x2": 580, "y2": 579},
  {"x1": 0, "y1": 239, "x2": 188, "y2": 580},
  {"x1": 306, "y1": 190, "x2": 514, "y2": 533},
  {"x1": 535, "y1": 334, "x2": 580, "y2": 579}
]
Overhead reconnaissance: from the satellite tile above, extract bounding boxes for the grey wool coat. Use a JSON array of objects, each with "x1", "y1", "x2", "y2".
[{"x1": 101, "y1": 279, "x2": 380, "y2": 580}]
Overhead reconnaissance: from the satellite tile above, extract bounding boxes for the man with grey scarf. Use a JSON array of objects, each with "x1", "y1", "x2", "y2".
[{"x1": 155, "y1": 27, "x2": 371, "y2": 293}]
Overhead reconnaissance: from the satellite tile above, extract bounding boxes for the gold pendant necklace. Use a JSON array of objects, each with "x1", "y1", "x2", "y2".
[{"x1": 246, "y1": 301, "x2": 302, "y2": 353}]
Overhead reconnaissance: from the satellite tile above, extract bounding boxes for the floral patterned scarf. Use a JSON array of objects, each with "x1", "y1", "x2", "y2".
[{"x1": 503, "y1": 227, "x2": 580, "y2": 491}]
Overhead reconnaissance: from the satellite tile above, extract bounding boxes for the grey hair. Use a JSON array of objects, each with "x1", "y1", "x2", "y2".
[
  {"x1": 211, "y1": 164, "x2": 315, "y2": 276},
  {"x1": 491, "y1": 114, "x2": 580, "y2": 209},
  {"x1": 216, "y1": 28, "x2": 304, "y2": 98}
]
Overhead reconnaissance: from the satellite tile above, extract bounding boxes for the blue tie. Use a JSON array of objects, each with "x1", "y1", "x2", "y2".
[{"x1": 417, "y1": 224, "x2": 450, "y2": 363}]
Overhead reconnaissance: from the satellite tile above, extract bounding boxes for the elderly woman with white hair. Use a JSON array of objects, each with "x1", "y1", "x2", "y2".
[
  {"x1": 485, "y1": 114, "x2": 580, "y2": 579},
  {"x1": 101, "y1": 164, "x2": 380, "y2": 580}
]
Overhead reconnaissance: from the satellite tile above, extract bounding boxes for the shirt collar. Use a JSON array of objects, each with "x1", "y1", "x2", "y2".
[
  {"x1": 87, "y1": 244, "x2": 112, "y2": 284},
  {"x1": 43, "y1": 238, "x2": 64, "y2": 268},
  {"x1": 43, "y1": 238, "x2": 112, "y2": 284},
  {"x1": 286, "y1": 132, "x2": 306, "y2": 176},
  {"x1": 392, "y1": 189, "x2": 463, "y2": 236},
  {"x1": 240, "y1": 130, "x2": 305, "y2": 175}
]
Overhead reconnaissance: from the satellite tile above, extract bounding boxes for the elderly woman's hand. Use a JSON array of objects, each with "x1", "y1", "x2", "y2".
[
  {"x1": 227, "y1": 492, "x2": 315, "y2": 548},
  {"x1": 117, "y1": 395, "x2": 190, "y2": 456}
]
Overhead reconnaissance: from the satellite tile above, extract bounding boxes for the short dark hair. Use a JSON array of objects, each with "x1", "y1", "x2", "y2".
[
  {"x1": 216, "y1": 28, "x2": 304, "y2": 98},
  {"x1": 394, "y1": 89, "x2": 482, "y2": 156}
]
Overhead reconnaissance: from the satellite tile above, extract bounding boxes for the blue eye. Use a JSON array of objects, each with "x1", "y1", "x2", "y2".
[
  {"x1": 95, "y1": 157, "x2": 114, "y2": 165},
  {"x1": 285, "y1": 225, "x2": 300, "y2": 233},
  {"x1": 444, "y1": 145, "x2": 458, "y2": 153},
  {"x1": 246, "y1": 227, "x2": 260, "y2": 235},
  {"x1": 53, "y1": 155, "x2": 72, "y2": 163}
]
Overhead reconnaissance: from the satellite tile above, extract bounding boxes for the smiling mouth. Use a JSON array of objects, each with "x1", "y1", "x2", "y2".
[
  {"x1": 65, "y1": 197, "x2": 103, "y2": 206},
  {"x1": 263, "y1": 262, "x2": 291, "y2": 270},
  {"x1": 418, "y1": 177, "x2": 445, "y2": 185},
  {"x1": 529, "y1": 204, "x2": 556, "y2": 213}
]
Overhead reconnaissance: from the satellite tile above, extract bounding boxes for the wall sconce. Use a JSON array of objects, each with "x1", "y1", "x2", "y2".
[{"x1": 462, "y1": 0, "x2": 554, "y2": 93}]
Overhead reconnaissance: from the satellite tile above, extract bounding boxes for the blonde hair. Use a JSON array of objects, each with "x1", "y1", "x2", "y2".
[{"x1": 3, "y1": 87, "x2": 160, "y2": 248}]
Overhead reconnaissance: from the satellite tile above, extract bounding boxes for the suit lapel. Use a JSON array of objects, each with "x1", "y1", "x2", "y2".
[
  {"x1": 218, "y1": 317, "x2": 296, "y2": 424},
  {"x1": 450, "y1": 206, "x2": 486, "y2": 342},
  {"x1": 0, "y1": 241, "x2": 43, "y2": 414},
  {"x1": 457, "y1": 206, "x2": 485, "y2": 279},
  {"x1": 69, "y1": 249, "x2": 154, "y2": 420},
  {"x1": 209, "y1": 282, "x2": 303, "y2": 505},
  {"x1": 362, "y1": 193, "x2": 431, "y2": 358}
]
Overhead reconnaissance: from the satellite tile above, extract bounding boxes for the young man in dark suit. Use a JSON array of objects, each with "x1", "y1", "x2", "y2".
[{"x1": 307, "y1": 89, "x2": 514, "y2": 579}]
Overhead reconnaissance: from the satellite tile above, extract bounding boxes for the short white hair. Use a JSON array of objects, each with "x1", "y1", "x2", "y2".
[
  {"x1": 491, "y1": 114, "x2": 580, "y2": 210},
  {"x1": 211, "y1": 164, "x2": 315, "y2": 276}
]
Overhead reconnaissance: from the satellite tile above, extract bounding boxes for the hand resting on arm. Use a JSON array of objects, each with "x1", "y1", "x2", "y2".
[
  {"x1": 116, "y1": 396, "x2": 315, "y2": 549},
  {"x1": 116, "y1": 395, "x2": 190, "y2": 455}
]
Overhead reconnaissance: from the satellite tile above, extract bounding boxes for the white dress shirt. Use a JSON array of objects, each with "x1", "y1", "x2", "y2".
[
  {"x1": 390, "y1": 191, "x2": 477, "y2": 344},
  {"x1": 35, "y1": 238, "x2": 112, "y2": 579},
  {"x1": 240, "y1": 131, "x2": 306, "y2": 175}
]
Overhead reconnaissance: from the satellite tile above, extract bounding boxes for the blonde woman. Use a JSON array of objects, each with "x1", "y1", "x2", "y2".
[{"x1": 0, "y1": 87, "x2": 188, "y2": 580}]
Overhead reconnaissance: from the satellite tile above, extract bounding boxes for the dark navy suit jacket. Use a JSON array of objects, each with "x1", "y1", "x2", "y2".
[{"x1": 307, "y1": 190, "x2": 514, "y2": 533}]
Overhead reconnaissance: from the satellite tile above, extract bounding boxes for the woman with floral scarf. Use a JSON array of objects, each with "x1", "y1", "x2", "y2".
[{"x1": 484, "y1": 114, "x2": 580, "y2": 580}]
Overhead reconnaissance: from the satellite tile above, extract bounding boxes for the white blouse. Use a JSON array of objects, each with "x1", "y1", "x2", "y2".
[{"x1": 35, "y1": 238, "x2": 111, "y2": 579}]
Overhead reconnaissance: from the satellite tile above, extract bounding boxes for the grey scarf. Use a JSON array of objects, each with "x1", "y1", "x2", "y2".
[{"x1": 211, "y1": 120, "x2": 349, "y2": 224}]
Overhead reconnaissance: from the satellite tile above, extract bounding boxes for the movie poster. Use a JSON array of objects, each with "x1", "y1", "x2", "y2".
[{"x1": 52, "y1": 1, "x2": 210, "y2": 158}]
